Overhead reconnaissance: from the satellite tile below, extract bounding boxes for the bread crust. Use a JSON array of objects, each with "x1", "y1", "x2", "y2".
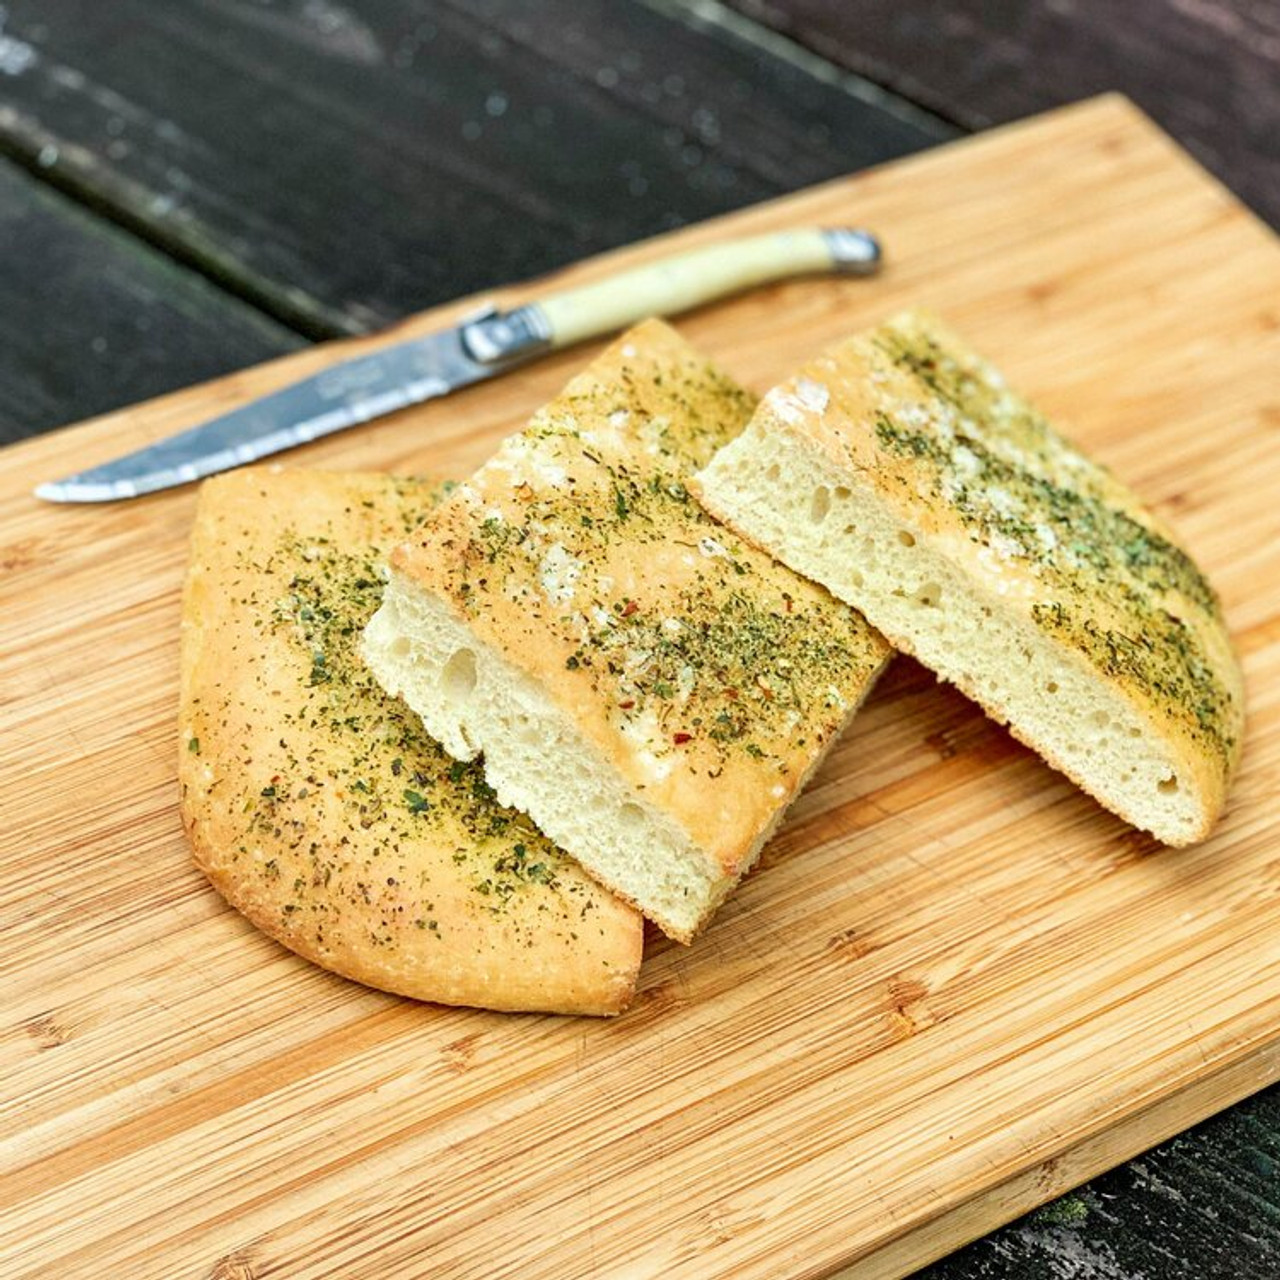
[
  {"x1": 179, "y1": 468, "x2": 643, "y2": 1015},
  {"x1": 694, "y1": 311, "x2": 1243, "y2": 843},
  {"x1": 385, "y1": 321, "x2": 890, "y2": 933}
]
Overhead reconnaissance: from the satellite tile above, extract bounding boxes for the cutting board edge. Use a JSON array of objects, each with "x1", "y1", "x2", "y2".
[
  {"x1": 833, "y1": 1029, "x2": 1280, "y2": 1278},
  {"x1": 5, "y1": 93, "x2": 1280, "y2": 1280}
]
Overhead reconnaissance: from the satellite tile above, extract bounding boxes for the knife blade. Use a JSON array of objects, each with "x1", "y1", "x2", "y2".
[
  {"x1": 35, "y1": 327, "x2": 495, "y2": 503},
  {"x1": 36, "y1": 227, "x2": 880, "y2": 503}
]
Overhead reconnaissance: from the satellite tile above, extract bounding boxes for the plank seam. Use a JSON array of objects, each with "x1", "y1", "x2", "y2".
[
  {"x1": 646, "y1": 0, "x2": 959, "y2": 138},
  {"x1": 0, "y1": 120, "x2": 336, "y2": 341}
]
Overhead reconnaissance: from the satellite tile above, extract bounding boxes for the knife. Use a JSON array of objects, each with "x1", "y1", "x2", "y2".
[{"x1": 36, "y1": 227, "x2": 880, "y2": 503}]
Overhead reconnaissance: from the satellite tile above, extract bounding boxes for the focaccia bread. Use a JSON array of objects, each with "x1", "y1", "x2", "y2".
[
  {"x1": 362, "y1": 320, "x2": 891, "y2": 942},
  {"x1": 693, "y1": 310, "x2": 1244, "y2": 845},
  {"x1": 179, "y1": 468, "x2": 643, "y2": 1016}
]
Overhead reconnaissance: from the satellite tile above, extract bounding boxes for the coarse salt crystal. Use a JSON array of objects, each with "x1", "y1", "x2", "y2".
[
  {"x1": 795, "y1": 376, "x2": 829, "y2": 413},
  {"x1": 765, "y1": 387, "x2": 805, "y2": 426},
  {"x1": 988, "y1": 532, "x2": 1024, "y2": 562},
  {"x1": 539, "y1": 543, "x2": 581, "y2": 603},
  {"x1": 986, "y1": 486, "x2": 1017, "y2": 517},
  {"x1": 532, "y1": 460, "x2": 568, "y2": 489}
]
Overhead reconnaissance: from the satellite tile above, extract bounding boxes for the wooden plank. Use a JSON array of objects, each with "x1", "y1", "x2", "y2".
[
  {"x1": 0, "y1": 0, "x2": 946, "y2": 337},
  {"x1": 3, "y1": 98, "x2": 1280, "y2": 1280},
  {"x1": 719, "y1": 0, "x2": 1280, "y2": 227},
  {"x1": 0, "y1": 156, "x2": 300, "y2": 442}
]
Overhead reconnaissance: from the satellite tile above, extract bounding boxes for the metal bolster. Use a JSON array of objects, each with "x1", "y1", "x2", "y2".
[
  {"x1": 821, "y1": 228, "x2": 883, "y2": 275},
  {"x1": 460, "y1": 303, "x2": 554, "y2": 364}
]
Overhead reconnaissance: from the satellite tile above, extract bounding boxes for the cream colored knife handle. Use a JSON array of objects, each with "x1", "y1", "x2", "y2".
[
  {"x1": 459, "y1": 228, "x2": 880, "y2": 364},
  {"x1": 537, "y1": 227, "x2": 879, "y2": 348}
]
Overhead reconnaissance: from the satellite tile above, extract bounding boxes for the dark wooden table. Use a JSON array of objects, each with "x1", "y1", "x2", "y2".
[{"x1": 2, "y1": 3, "x2": 1276, "y2": 1275}]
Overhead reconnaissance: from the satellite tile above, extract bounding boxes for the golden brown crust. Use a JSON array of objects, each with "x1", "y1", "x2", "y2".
[
  {"x1": 736, "y1": 310, "x2": 1243, "y2": 836},
  {"x1": 179, "y1": 468, "x2": 642, "y2": 1016},
  {"x1": 389, "y1": 320, "x2": 891, "y2": 880}
]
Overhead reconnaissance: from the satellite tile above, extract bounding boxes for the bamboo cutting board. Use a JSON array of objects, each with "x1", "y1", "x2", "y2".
[{"x1": 3, "y1": 96, "x2": 1280, "y2": 1279}]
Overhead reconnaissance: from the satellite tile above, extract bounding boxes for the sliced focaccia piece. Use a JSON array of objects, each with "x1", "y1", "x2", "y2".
[
  {"x1": 362, "y1": 320, "x2": 891, "y2": 942},
  {"x1": 179, "y1": 468, "x2": 643, "y2": 1016},
  {"x1": 693, "y1": 310, "x2": 1243, "y2": 846}
]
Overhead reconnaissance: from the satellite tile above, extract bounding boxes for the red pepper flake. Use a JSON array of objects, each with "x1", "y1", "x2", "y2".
[
  {"x1": 784, "y1": 596, "x2": 794, "y2": 613},
  {"x1": 725, "y1": 687, "x2": 738, "y2": 701},
  {"x1": 673, "y1": 732, "x2": 693, "y2": 745},
  {"x1": 621, "y1": 600, "x2": 639, "y2": 617},
  {"x1": 618, "y1": 699, "x2": 635, "y2": 710}
]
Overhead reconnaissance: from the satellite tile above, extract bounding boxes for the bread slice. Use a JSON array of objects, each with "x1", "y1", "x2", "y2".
[
  {"x1": 693, "y1": 310, "x2": 1243, "y2": 846},
  {"x1": 179, "y1": 468, "x2": 642, "y2": 1016},
  {"x1": 362, "y1": 320, "x2": 891, "y2": 942}
]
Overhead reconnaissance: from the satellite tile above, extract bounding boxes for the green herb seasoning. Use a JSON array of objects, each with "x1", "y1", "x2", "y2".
[
  {"x1": 217, "y1": 478, "x2": 610, "y2": 949},
  {"x1": 432, "y1": 342, "x2": 885, "y2": 773},
  {"x1": 868, "y1": 320, "x2": 1237, "y2": 762}
]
